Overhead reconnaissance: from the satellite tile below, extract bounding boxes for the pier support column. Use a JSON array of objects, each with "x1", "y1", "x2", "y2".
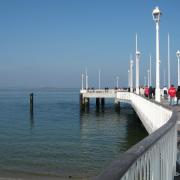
[
  {"x1": 101, "y1": 98, "x2": 105, "y2": 107},
  {"x1": 80, "y1": 93, "x2": 85, "y2": 111},
  {"x1": 84, "y1": 97, "x2": 90, "y2": 111},
  {"x1": 114, "y1": 99, "x2": 120, "y2": 112},
  {"x1": 80, "y1": 94, "x2": 90, "y2": 112},
  {"x1": 84, "y1": 98, "x2": 89, "y2": 106},
  {"x1": 96, "y1": 98, "x2": 100, "y2": 108}
]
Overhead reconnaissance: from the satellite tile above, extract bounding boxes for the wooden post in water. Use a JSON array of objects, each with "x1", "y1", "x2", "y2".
[
  {"x1": 101, "y1": 98, "x2": 105, "y2": 107},
  {"x1": 85, "y1": 98, "x2": 89, "y2": 106},
  {"x1": 96, "y1": 98, "x2": 100, "y2": 108},
  {"x1": 114, "y1": 98, "x2": 120, "y2": 112},
  {"x1": 85, "y1": 97, "x2": 90, "y2": 111},
  {"x1": 80, "y1": 93, "x2": 85, "y2": 111},
  {"x1": 30, "y1": 93, "x2": 34, "y2": 114}
]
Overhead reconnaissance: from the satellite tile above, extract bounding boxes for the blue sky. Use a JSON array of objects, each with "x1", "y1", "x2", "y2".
[{"x1": 0, "y1": 0, "x2": 179, "y2": 88}]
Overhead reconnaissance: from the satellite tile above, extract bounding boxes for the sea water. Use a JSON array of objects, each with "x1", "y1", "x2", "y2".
[{"x1": 0, "y1": 88, "x2": 147, "y2": 179}]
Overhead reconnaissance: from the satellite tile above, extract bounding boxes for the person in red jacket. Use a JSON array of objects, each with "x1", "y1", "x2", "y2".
[
  {"x1": 168, "y1": 84, "x2": 176, "y2": 105},
  {"x1": 144, "y1": 86, "x2": 149, "y2": 98}
]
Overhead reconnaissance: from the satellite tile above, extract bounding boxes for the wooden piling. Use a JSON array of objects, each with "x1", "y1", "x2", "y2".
[
  {"x1": 101, "y1": 98, "x2": 105, "y2": 107},
  {"x1": 85, "y1": 98, "x2": 90, "y2": 106},
  {"x1": 80, "y1": 93, "x2": 85, "y2": 110},
  {"x1": 96, "y1": 98, "x2": 100, "y2": 108},
  {"x1": 115, "y1": 99, "x2": 120, "y2": 112},
  {"x1": 30, "y1": 93, "x2": 34, "y2": 114}
]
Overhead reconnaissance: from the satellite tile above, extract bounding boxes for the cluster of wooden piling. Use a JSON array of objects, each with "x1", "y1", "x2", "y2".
[{"x1": 80, "y1": 93, "x2": 120, "y2": 112}]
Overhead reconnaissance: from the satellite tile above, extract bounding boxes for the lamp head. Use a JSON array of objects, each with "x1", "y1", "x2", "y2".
[
  {"x1": 136, "y1": 51, "x2": 141, "y2": 58},
  {"x1": 177, "y1": 50, "x2": 180, "y2": 59},
  {"x1": 152, "y1": 7, "x2": 161, "y2": 23}
]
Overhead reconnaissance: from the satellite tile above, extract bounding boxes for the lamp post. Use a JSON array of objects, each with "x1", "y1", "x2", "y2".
[
  {"x1": 152, "y1": 6, "x2": 161, "y2": 102},
  {"x1": 116, "y1": 76, "x2": 119, "y2": 89},
  {"x1": 130, "y1": 59, "x2": 133, "y2": 92},
  {"x1": 98, "y1": 69, "x2": 101, "y2": 90},
  {"x1": 144, "y1": 76, "x2": 146, "y2": 87},
  {"x1": 136, "y1": 50, "x2": 141, "y2": 94},
  {"x1": 149, "y1": 54, "x2": 152, "y2": 86},
  {"x1": 147, "y1": 69, "x2": 150, "y2": 87},
  {"x1": 163, "y1": 69, "x2": 166, "y2": 87},
  {"x1": 177, "y1": 50, "x2": 180, "y2": 86},
  {"x1": 85, "y1": 68, "x2": 88, "y2": 90},
  {"x1": 128, "y1": 70, "x2": 130, "y2": 87},
  {"x1": 81, "y1": 73, "x2": 84, "y2": 90},
  {"x1": 168, "y1": 34, "x2": 170, "y2": 88}
]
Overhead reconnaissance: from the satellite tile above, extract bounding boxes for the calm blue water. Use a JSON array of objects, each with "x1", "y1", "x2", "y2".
[{"x1": 0, "y1": 88, "x2": 147, "y2": 179}]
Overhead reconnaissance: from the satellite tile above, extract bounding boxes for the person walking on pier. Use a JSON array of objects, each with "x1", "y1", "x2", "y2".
[
  {"x1": 168, "y1": 85, "x2": 176, "y2": 106},
  {"x1": 176, "y1": 86, "x2": 180, "y2": 105},
  {"x1": 149, "y1": 86, "x2": 153, "y2": 99},
  {"x1": 144, "y1": 86, "x2": 149, "y2": 98}
]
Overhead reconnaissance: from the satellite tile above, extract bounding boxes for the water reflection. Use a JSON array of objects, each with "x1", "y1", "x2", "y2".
[
  {"x1": 79, "y1": 102, "x2": 148, "y2": 154},
  {"x1": 29, "y1": 112, "x2": 34, "y2": 129},
  {"x1": 124, "y1": 109, "x2": 148, "y2": 149}
]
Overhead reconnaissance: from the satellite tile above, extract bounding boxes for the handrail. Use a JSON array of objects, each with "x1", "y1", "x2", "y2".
[{"x1": 94, "y1": 93, "x2": 177, "y2": 180}]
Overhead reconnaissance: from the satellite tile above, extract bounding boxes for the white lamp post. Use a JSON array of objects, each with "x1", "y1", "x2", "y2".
[
  {"x1": 86, "y1": 75, "x2": 88, "y2": 90},
  {"x1": 130, "y1": 59, "x2": 133, "y2": 92},
  {"x1": 152, "y1": 6, "x2": 162, "y2": 102},
  {"x1": 163, "y1": 69, "x2": 166, "y2": 87},
  {"x1": 98, "y1": 69, "x2": 101, "y2": 89},
  {"x1": 144, "y1": 76, "x2": 146, "y2": 87},
  {"x1": 85, "y1": 68, "x2": 88, "y2": 89},
  {"x1": 81, "y1": 73, "x2": 84, "y2": 90},
  {"x1": 147, "y1": 69, "x2": 150, "y2": 87},
  {"x1": 136, "y1": 50, "x2": 141, "y2": 94},
  {"x1": 116, "y1": 76, "x2": 119, "y2": 89},
  {"x1": 149, "y1": 54, "x2": 152, "y2": 86},
  {"x1": 177, "y1": 50, "x2": 180, "y2": 86},
  {"x1": 128, "y1": 70, "x2": 130, "y2": 87},
  {"x1": 168, "y1": 34, "x2": 170, "y2": 88}
]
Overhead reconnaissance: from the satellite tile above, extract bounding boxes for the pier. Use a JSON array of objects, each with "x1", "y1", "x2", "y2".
[
  {"x1": 78, "y1": 5, "x2": 180, "y2": 179},
  {"x1": 91, "y1": 91, "x2": 178, "y2": 180},
  {"x1": 80, "y1": 89, "x2": 123, "y2": 111},
  {"x1": 79, "y1": 86, "x2": 179, "y2": 180}
]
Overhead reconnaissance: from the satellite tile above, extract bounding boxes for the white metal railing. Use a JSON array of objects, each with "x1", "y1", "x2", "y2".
[
  {"x1": 81, "y1": 89, "x2": 128, "y2": 94},
  {"x1": 87, "y1": 89, "x2": 116, "y2": 93},
  {"x1": 95, "y1": 92, "x2": 177, "y2": 180},
  {"x1": 120, "y1": 122, "x2": 177, "y2": 180},
  {"x1": 81, "y1": 89, "x2": 128, "y2": 98}
]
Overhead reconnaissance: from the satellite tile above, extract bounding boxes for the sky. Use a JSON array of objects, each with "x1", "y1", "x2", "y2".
[{"x1": 0, "y1": 0, "x2": 180, "y2": 88}]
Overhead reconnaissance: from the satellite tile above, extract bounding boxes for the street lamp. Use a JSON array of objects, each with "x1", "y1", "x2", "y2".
[
  {"x1": 136, "y1": 50, "x2": 141, "y2": 94},
  {"x1": 85, "y1": 68, "x2": 88, "y2": 90},
  {"x1": 152, "y1": 6, "x2": 162, "y2": 102},
  {"x1": 98, "y1": 69, "x2": 101, "y2": 89},
  {"x1": 177, "y1": 50, "x2": 180, "y2": 86},
  {"x1": 144, "y1": 76, "x2": 146, "y2": 87},
  {"x1": 116, "y1": 76, "x2": 119, "y2": 89},
  {"x1": 147, "y1": 69, "x2": 150, "y2": 87},
  {"x1": 130, "y1": 59, "x2": 133, "y2": 92},
  {"x1": 128, "y1": 70, "x2": 130, "y2": 88},
  {"x1": 168, "y1": 34, "x2": 170, "y2": 88},
  {"x1": 149, "y1": 54, "x2": 152, "y2": 86},
  {"x1": 81, "y1": 73, "x2": 84, "y2": 90}
]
